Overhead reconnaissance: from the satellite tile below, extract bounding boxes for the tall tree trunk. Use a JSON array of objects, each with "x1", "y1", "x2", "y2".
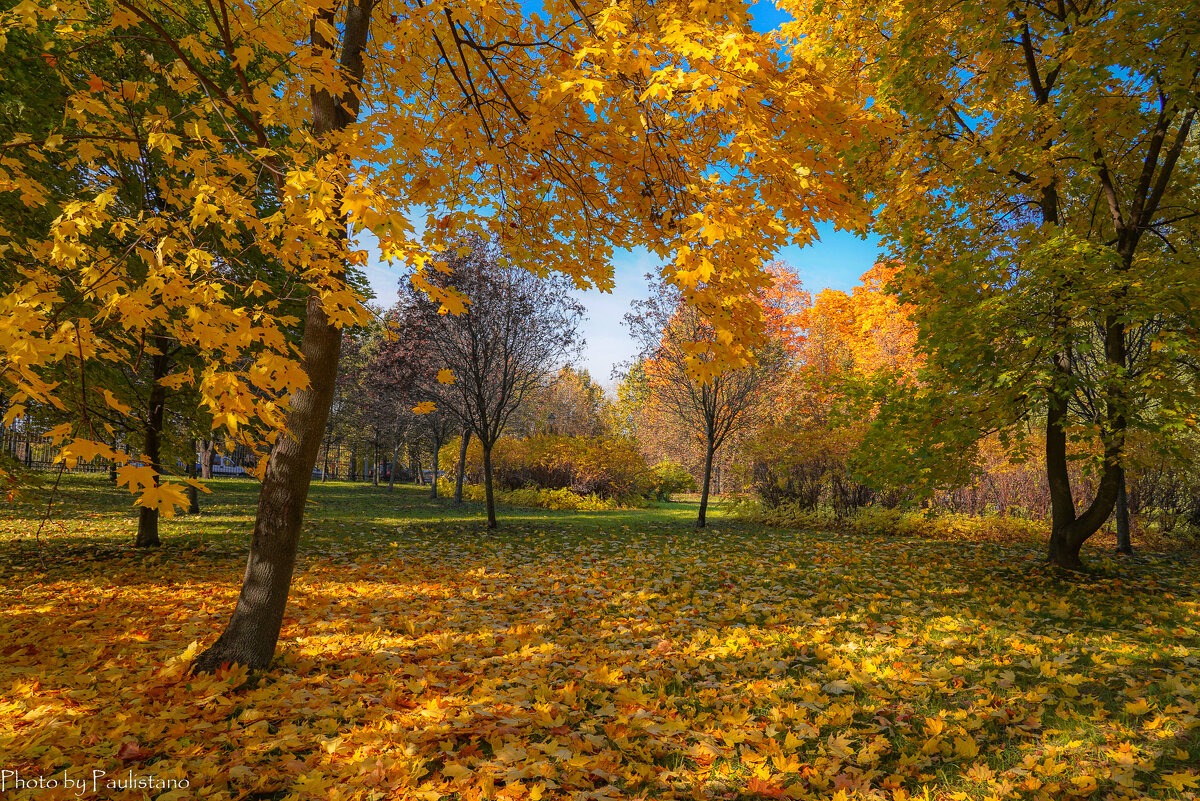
[
  {"x1": 1115, "y1": 468, "x2": 1132, "y2": 555},
  {"x1": 388, "y1": 441, "x2": 398, "y2": 491},
  {"x1": 191, "y1": 0, "x2": 374, "y2": 673},
  {"x1": 372, "y1": 439, "x2": 379, "y2": 486},
  {"x1": 200, "y1": 438, "x2": 216, "y2": 479},
  {"x1": 186, "y1": 438, "x2": 200, "y2": 514},
  {"x1": 135, "y1": 350, "x2": 169, "y2": 548},
  {"x1": 1046, "y1": 333, "x2": 1126, "y2": 570},
  {"x1": 348, "y1": 445, "x2": 357, "y2": 481},
  {"x1": 697, "y1": 440, "x2": 715, "y2": 528},
  {"x1": 321, "y1": 436, "x2": 330, "y2": 482},
  {"x1": 482, "y1": 441, "x2": 497, "y2": 528},
  {"x1": 191, "y1": 282, "x2": 344, "y2": 671},
  {"x1": 1045, "y1": 371, "x2": 1078, "y2": 567},
  {"x1": 454, "y1": 429, "x2": 470, "y2": 503},
  {"x1": 429, "y1": 435, "x2": 441, "y2": 499}
]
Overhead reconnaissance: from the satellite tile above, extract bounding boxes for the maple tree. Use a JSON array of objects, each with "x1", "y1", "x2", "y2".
[
  {"x1": 1, "y1": 0, "x2": 865, "y2": 669},
  {"x1": 786, "y1": 0, "x2": 1200, "y2": 569},
  {"x1": 747, "y1": 262, "x2": 919, "y2": 513}
]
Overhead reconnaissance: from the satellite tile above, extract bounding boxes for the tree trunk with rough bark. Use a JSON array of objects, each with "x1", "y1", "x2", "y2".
[
  {"x1": 191, "y1": 0, "x2": 373, "y2": 673},
  {"x1": 190, "y1": 282, "x2": 343, "y2": 671},
  {"x1": 482, "y1": 442, "x2": 497, "y2": 528},
  {"x1": 1045, "y1": 387, "x2": 1124, "y2": 569},
  {"x1": 135, "y1": 350, "x2": 169, "y2": 548},
  {"x1": 454, "y1": 429, "x2": 470, "y2": 503},
  {"x1": 199, "y1": 439, "x2": 216, "y2": 479},
  {"x1": 697, "y1": 440, "x2": 715, "y2": 529}
]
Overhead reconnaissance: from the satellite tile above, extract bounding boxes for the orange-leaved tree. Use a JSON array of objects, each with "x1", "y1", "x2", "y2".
[
  {"x1": 750, "y1": 261, "x2": 921, "y2": 512},
  {"x1": 623, "y1": 263, "x2": 805, "y2": 526}
]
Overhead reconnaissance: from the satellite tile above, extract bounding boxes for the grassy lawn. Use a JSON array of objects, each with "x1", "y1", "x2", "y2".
[{"x1": 1, "y1": 475, "x2": 1198, "y2": 800}]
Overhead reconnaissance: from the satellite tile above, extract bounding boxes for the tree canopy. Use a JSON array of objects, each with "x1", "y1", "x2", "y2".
[{"x1": 787, "y1": 0, "x2": 1200, "y2": 568}]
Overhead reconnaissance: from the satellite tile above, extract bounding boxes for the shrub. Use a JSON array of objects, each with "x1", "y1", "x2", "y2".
[
  {"x1": 742, "y1": 499, "x2": 1045, "y2": 545},
  {"x1": 437, "y1": 478, "x2": 644, "y2": 511},
  {"x1": 650, "y1": 460, "x2": 697, "y2": 501},
  {"x1": 440, "y1": 433, "x2": 654, "y2": 502}
]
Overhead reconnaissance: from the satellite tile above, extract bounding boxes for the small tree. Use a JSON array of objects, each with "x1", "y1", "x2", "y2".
[
  {"x1": 397, "y1": 235, "x2": 582, "y2": 527},
  {"x1": 624, "y1": 275, "x2": 787, "y2": 527}
]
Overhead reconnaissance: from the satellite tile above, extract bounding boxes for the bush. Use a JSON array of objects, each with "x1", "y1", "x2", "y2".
[
  {"x1": 751, "y1": 455, "x2": 898, "y2": 513},
  {"x1": 436, "y1": 478, "x2": 644, "y2": 511},
  {"x1": 440, "y1": 433, "x2": 655, "y2": 502},
  {"x1": 650, "y1": 460, "x2": 697, "y2": 501}
]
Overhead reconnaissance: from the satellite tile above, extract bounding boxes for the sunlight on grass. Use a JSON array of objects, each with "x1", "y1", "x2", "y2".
[{"x1": 1, "y1": 476, "x2": 1197, "y2": 800}]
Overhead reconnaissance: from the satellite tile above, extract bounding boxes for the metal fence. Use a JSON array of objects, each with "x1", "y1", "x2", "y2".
[{"x1": 2, "y1": 429, "x2": 117, "y2": 474}]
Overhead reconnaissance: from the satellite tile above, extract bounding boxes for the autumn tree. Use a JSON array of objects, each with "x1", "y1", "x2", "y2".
[
  {"x1": 788, "y1": 0, "x2": 1200, "y2": 568},
  {"x1": 510, "y1": 366, "x2": 610, "y2": 438},
  {"x1": 363, "y1": 304, "x2": 461, "y2": 495},
  {"x1": 744, "y1": 262, "x2": 919, "y2": 512},
  {"x1": 2, "y1": 0, "x2": 869, "y2": 669},
  {"x1": 624, "y1": 274, "x2": 788, "y2": 527},
  {"x1": 399, "y1": 236, "x2": 583, "y2": 527}
]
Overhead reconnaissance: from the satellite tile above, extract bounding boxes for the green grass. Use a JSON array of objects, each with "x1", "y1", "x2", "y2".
[{"x1": 3, "y1": 473, "x2": 715, "y2": 547}]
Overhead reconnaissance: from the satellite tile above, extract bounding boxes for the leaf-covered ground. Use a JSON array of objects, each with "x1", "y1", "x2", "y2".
[{"x1": 1, "y1": 477, "x2": 1198, "y2": 800}]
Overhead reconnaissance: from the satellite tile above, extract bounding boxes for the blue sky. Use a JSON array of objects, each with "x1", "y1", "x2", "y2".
[
  {"x1": 361, "y1": 229, "x2": 881, "y2": 390},
  {"x1": 361, "y1": 0, "x2": 881, "y2": 388}
]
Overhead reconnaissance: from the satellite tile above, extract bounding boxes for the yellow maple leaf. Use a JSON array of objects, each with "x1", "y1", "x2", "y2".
[
  {"x1": 140, "y1": 482, "x2": 189, "y2": 516},
  {"x1": 437, "y1": 368, "x2": 455, "y2": 385},
  {"x1": 99, "y1": 388, "x2": 133, "y2": 415},
  {"x1": 1124, "y1": 698, "x2": 1152, "y2": 715},
  {"x1": 1162, "y1": 773, "x2": 1200, "y2": 792},
  {"x1": 117, "y1": 464, "x2": 157, "y2": 493},
  {"x1": 412, "y1": 401, "x2": 436, "y2": 415},
  {"x1": 61, "y1": 438, "x2": 121, "y2": 465}
]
